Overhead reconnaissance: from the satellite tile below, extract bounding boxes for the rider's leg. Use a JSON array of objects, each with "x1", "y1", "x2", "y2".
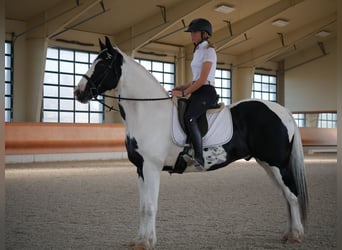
[
  {"x1": 184, "y1": 85, "x2": 217, "y2": 167},
  {"x1": 187, "y1": 117, "x2": 204, "y2": 166}
]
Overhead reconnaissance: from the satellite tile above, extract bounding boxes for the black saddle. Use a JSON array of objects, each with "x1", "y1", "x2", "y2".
[{"x1": 177, "y1": 95, "x2": 219, "y2": 137}]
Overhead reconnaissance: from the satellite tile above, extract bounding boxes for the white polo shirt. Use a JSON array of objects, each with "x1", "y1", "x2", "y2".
[{"x1": 190, "y1": 41, "x2": 217, "y2": 85}]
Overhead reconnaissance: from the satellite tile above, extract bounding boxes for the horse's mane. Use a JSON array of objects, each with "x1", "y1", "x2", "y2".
[{"x1": 114, "y1": 47, "x2": 169, "y2": 95}]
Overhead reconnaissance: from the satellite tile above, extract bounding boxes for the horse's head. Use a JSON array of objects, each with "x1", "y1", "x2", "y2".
[{"x1": 74, "y1": 37, "x2": 123, "y2": 103}]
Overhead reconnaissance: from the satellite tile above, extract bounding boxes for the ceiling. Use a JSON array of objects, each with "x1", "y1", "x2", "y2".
[{"x1": 5, "y1": 0, "x2": 337, "y2": 67}]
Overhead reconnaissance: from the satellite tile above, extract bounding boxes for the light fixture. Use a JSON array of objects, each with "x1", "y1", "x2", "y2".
[
  {"x1": 272, "y1": 19, "x2": 289, "y2": 27},
  {"x1": 214, "y1": 4, "x2": 235, "y2": 14},
  {"x1": 315, "y1": 30, "x2": 331, "y2": 38}
]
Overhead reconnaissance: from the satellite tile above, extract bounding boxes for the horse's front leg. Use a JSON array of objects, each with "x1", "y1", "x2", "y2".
[{"x1": 129, "y1": 162, "x2": 161, "y2": 250}]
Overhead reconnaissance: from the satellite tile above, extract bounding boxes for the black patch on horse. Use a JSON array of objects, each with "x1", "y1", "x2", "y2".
[
  {"x1": 125, "y1": 136, "x2": 144, "y2": 180},
  {"x1": 225, "y1": 100, "x2": 291, "y2": 169},
  {"x1": 90, "y1": 39, "x2": 124, "y2": 95}
]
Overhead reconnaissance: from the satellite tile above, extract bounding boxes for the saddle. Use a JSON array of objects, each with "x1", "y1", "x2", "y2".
[
  {"x1": 177, "y1": 95, "x2": 223, "y2": 137},
  {"x1": 171, "y1": 97, "x2": 232, "y2": 174}
]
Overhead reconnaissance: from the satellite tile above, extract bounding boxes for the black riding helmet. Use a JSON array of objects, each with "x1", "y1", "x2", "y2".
[{"x1": 185, "y1": 18, "x2": 212, "y2": 37}]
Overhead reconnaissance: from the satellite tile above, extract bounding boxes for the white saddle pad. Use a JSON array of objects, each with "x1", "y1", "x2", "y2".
[{"x1": 171, "y1": 105, "x2": 233, "y2": 148}]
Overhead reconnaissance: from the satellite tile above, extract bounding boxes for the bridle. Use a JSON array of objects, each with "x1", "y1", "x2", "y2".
[
  {"x1": 83, "y1": 55, "x2": 116, "y2": 100},
  {"x1": 83, "y1": 55, "x2": 172, "y2": 112}
]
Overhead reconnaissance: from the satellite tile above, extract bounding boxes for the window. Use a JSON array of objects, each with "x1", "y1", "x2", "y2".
[
  {"x1": 293, "y1": 113, "x2": 306, "y2": 127},
  {"x1": 252, "y1": 73, "x2": 277, "y2": 102},
  {"x1": 5, "y1": 41, "x2": 13, "y2": 122},
  {"x1": 215, "y1": 69, "x2": 231, "y2": 105},
  {"x1": 318, "y1": 112, "x2": 337, "y2": 128},
  {"x1": 42, "y1": 47, "x2": 103, "y2": 123},
  {"x1": 135, "y1": 58, "x2": 175, "y2": 92},
  {"x1": 292, "y1": 112, "x2": 337, "y2": 128}
]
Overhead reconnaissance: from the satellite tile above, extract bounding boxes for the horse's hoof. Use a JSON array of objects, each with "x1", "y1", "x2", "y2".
[
  {"x1": 281, "y1": 234, "x2": 302, "y2": 243},
  {"x1": 128, "y1": 241, "x2": 136, "y2": 248},
  {"x1": 134, "y1": 246, "x2": 147, "y2": 250},
  {"x1": 127, "y1": 241, "x2": 149, "y2": 250}
]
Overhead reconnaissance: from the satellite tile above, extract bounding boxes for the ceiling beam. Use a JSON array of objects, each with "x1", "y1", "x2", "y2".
[
  {"x1": 46, "y1": 0, "x2": 102, "y2": 39},
  {"x1": 234, "y1": 14, "x2": 337, "y2": 67},
  {"x1": 114, "y1": 0, "x2": 211, "y2": 53},
  {"x1": 213, "y1": 0, "x2": 304, "y2": 52}
]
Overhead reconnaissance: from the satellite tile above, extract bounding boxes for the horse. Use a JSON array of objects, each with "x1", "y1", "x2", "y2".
[{"x1": 74, "y1": 37, "x2": 308, "y2": 250}]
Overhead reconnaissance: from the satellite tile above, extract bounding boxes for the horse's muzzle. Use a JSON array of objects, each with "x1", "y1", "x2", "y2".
[{"x1": 74, "y1": 87, "x2": 92, "y2": 104}]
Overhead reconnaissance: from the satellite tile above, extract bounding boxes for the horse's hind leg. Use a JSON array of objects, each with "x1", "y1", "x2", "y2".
[
  {"x1": 279, "y1": 180, "x2": 304, "y2": 243},
  {"x1": 257, "y1": 160, "x2": 304, "y2": 243}
]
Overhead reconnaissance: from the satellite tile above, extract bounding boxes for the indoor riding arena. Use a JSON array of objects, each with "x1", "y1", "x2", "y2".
[{"x1": 1, "y1": 0, "x2": 341, "y2": 249}]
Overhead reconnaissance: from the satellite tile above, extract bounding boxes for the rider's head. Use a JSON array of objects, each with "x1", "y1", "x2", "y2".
[{"x1": 185, "y1": 18, "x2": 212, "y2": 44}]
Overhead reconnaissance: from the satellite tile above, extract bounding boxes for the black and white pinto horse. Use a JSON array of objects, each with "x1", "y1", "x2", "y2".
[{"x1": 75, "y1": 37, "x2": 308, "y2": 250}]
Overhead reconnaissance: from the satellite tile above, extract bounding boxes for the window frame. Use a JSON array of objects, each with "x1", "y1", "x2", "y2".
[
  {"x1": 42, "y1": 46, "x2": 104, "y2": 123},
  {"x1": 318, "y1": 112, "x2": 337, "y2": 128},
  {"x1": 292, "y1": 112, "x2": 337, "y2": 128},
  {"x1": 134, "y1": 58, "x2": 176, "y2": 92},
  {"x1": 252, "y1": 73, "x2": 277, "y2": 102},
  {"x1": 215, "y1": 68, "x2": 232, "y2": 105},
  {"x1": 5, "y1": 41, "x2": 13, "y2": 122},
  {"x1": 292, "y1": 113, "x2": 306, "y2": 127}
]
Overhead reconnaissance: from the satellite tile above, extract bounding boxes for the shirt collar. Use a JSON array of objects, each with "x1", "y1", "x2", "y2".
[
  {"x1": 193, "y1": 40, "x2": 208, "y2": 53},
  {"x1": 197, "y1": 40, "x2": 208, "y2": 49}
]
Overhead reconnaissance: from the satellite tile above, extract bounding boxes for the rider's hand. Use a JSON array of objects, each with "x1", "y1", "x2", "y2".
[{"x1": 172, "y1": 89, "x2": 183, "y2": 97}]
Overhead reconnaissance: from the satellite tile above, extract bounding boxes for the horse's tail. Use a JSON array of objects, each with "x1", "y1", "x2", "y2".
[{"x1": 289, "y1": 124, "x2": 309, "y2": 223}]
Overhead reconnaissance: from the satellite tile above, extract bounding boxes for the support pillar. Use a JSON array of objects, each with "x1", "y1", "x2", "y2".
[
  {"x1": 336, "y1": 0, "x2": 342, "y2": 249},
  {"x1": 26, "y1": 38, "x2": 48, "y2": 121},
  {"x1": 0, "y1": 0, "x2": 5, "y2": 248},
  {"x1": 232, "y1": 66, "x2": 254, "y2": 102}
]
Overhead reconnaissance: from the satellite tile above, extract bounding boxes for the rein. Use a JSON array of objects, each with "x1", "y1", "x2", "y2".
[
  {"x1": 102, "y1": 93, "x2": 172, "y2": 101},
  {"x1": 92, "y1": 92, "x2": 172, "y2": 112}
]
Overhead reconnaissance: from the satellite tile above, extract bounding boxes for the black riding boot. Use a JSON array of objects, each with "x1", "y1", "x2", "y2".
[{"x1": 188, "y1": 119, "x2": 204, "y2": 167}]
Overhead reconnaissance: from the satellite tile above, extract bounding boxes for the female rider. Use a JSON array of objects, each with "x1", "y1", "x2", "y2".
[{"x1": 172, "y1": 18, "x2": 218, "y2": 167}]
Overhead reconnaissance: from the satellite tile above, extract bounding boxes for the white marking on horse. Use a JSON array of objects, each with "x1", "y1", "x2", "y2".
[
  {"x1": 76, "y1": 59, "x2": 99, "y2": 92},
  {"x1": 256, "y1": 159, "x2": 304, "y2": 240}
]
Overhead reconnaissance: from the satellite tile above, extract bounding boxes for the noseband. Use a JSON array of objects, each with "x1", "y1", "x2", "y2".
[{"x1": 82, "y1": 74, "x2": 98, "y2": 98}]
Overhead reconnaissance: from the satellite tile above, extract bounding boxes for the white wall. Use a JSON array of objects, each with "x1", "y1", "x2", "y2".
[{"x1": 284, "y1": 38, "x2": 337, "y2": 112}]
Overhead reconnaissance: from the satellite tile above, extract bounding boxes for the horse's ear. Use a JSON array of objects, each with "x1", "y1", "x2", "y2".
[
  {"x1": 99, "y1": 39, "x2": 106, "y2": 51},
  {"x1": 105, "y1": 36, "x2": 112, "y2": 48},
  {"x1": 105, "y1": 36, "x2": 116, "y2": 56}
]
